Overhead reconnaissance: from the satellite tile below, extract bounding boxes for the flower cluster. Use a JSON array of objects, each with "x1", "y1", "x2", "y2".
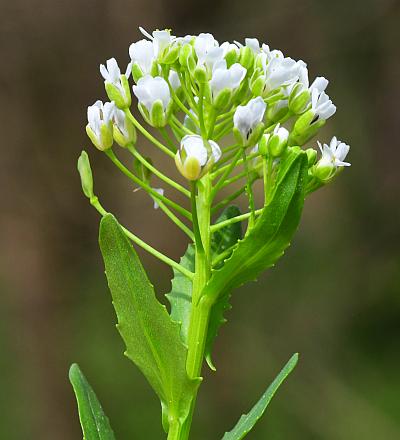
[{"x1": 85, "y1": 27, "x2": 350, "y2": 202}]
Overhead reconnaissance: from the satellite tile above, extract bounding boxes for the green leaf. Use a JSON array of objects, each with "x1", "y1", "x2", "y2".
[
  {"x1": 99, "y1": 214, "x2": 200, "y2": 431},
  {"x1": 204, "y1": 149, "x2": 308, "y2": 305},
  {"x1": 203, "y1": 150, "x2": 308, "y2": 367},
  {"x1": 69, "y1": 363, "x2": 116, "y2": 440},
  {"x1": 221, "y1": 353, "x2": 298, "y2": 440},
  {"x1": 166, "y1": 244, "x2": 195, "y2": 345}
]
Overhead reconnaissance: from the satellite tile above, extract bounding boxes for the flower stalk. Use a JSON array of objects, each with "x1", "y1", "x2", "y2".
[{"x1": 73, "y1": 27, "x2": 352, "y2": 440}]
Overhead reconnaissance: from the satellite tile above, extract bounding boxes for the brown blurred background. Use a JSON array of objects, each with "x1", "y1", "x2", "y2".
[{"x1": 1, "y1": 0, "x2": 400, "y2": 438}]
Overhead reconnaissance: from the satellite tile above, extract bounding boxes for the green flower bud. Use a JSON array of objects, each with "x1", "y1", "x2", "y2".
[
  {"x1": 289, "y1": 110, "x2": 326, "y2": 145},
  {"x1": 131, "y1": 63, "x2": 144, "y2": 82},
  {"x1": 194, "y1": 66, "x2": 208, "y2": 83},
  {"x1": 225, "y1": 48, "x2": 239, "y2": 67},
  {"x1": 112, "y1": 108, "x2": 136, "y2": 147},
  {"x1": 150, "y1": 99, "x2": 167, "y2": 128},
  {"x1": 86, "y1": 101, "x2": 115, "y2": 151},
  {"x1": 179, "y1": 44, "x2": 196, "y2": 72},
  {"x1": 305, "y1": 148, "x2": 317, "y2": 167},
  {"x1": 77, "y1": 150, "x2": 94, "y2": 199},
  {"x1": 213, "y1": 88, "x2": 232, "y2": 111},
  {"x1": 288, "y1": 83, "x2": 310, "y2": 114},
  {"x1": 239, "y1": 46, "x2": 254, "y2": 70},
  {"x1": 105, "y1": 75, "x2": 131, "y2": 109},
  {"x1": 100, "y1": 59, "x2": 132, "y2": 109},
  {"x1": 160, "y1": 44, "x2": 180, "y2": 64}
]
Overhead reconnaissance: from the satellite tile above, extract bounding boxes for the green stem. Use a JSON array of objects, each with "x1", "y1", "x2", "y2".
[
  {"x1": 181, "y1": 176, "x2": 213, "y2": 440},
  {"x1": 105, "y1": 149, "x2": 192, "y2": 220},
  {"x1": 127, "y1": 145, "x2": 190, "y2": 197},
  {"x1": 198, "y1": 83, "x2": 207, "y2": 137},
  {"x1": 210, "y1": 208, "x2": 263, "y2": 233},
  {"x1": 211, "y1": 186, "x2": 247, "y2": 215},
  {"x1": 211, "y1": 149, "x2": 243, "y2": 199},
  {"x1": 159, "y1": 127, "x2": 177, "y2": 152},
  {"x1": 89, "y1": 196, "x2": 193, "y2": 279},
  {"x1": 242, "y1": 150, "x2": 256, "y2": 228},
  {"x1": 125, "y1": 109, "x2": 175, "y2": 158}
]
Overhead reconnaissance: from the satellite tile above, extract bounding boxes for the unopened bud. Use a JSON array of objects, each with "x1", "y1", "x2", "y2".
[{"x1": 77, "y1": 150, "x2": 94, "y2": 199}]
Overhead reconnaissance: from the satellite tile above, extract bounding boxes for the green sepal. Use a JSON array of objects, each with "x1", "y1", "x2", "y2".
[
  {"x1": 69, "y1": 363, "x2": 116, "y2": 440},
  {"x1": 225, "y1": 49, "x2": 239, "y2": 67},
  {"x1": 288, "y1": 83, "x2": 310, "y2": 114},
  {"x1": 86, "y1": 124, "x2": 101, "y2": 151},
  {"x1": 161, "y1": 45, "x2": 180, "y2": 64},
  {"x1": 113, "y1": 118, "x2": 136, "y2": 148},
  {"x1": 221, "y1": 353, "x2": 298, "y2": 439},
  {"x1": 100, "y1": 123, "x2": 114, "y2": 151},
  {"x1": 132, "y1": 63, "x2": 144, "y2": 83},
  {"x1": 179, "y1": 44, "x2": 196, "y2": 72},
  {"x1": 105, "y1": 76, "x2": 131, "y2": 109},
  {"x1": 266, "y1": 102, "x2": 289, "y2": 124},
  {"x1": 250, "y1": 74, "x2": 266, "y2": 97},
  {"x1": 150, "y1": 99, "x2": 167, "y2": 127},
  {"x1": 213, "y1": 88, "x2": 232, "y2": 111},
  {"x1": 290, "y1": 111, "x2": 326, "y2": 145},
  {"x1": 239, "y1": 46, "x2": 254, "y2": 70},
  {"x1": 305, "y1": 148, "x2": 317, "y2": 167},
  {"x1": 194, "y1": 66, "x2": 208, "y2": 84},
  {"x1": 77, "y1": 150, "x2": 94, "y2": 199},
  {"x1": 99, "y1": 214, "x2": 200, "y2": 432},
  {"x1": 268, "y1": 133, "x2": 288, "y2": 158}
]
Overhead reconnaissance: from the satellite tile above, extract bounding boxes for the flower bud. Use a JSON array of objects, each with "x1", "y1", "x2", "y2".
[
  {"x1": 266, "y1": 100, "x2": 289, "y2": 123},
  {"x1": 112, "y1": 108, "x2": 136, "y2": 147},
  {"x1": 312, "y1": 137, "x2": 350, "y2": 181},
  {"x1": 175, "y1": 135, "x2": 221, "y2": 180},
  {"x1": 289, "y1": 109, "x2": 325, "y2": 145},
  {"x1": 225, "y1": 48, "x2": 239, "y2": 67},
  {"x1": 179, "y1": 44, "x2": 196, "y2": 72},
  {"x1": 100, "y1": 58, "x2": 132, "y2": 109},
  {"x1": 86, "y1": 101, "x2": 115, "y2": 151},
  {"x1": 267, "y1": 124, "x2": 289, "y2": 157},
  {"x1": 288, "y1": 83, "x2": 310, "y2": 114},
  {"x1": 305, "y1": 148, "x2": 317, "y2": 167},
  {"x1": 77, "y1": 150, "x2": 94, "y2": 199},
  {"x1": 233, "y1": 97, "x2": 266, "y2": 147},
  {"x1": 132, "y1": 75, "x2": 172, "y2": 128},
  {"x1": 239, "y1": 46, "x2": 254, "y2": 70}
]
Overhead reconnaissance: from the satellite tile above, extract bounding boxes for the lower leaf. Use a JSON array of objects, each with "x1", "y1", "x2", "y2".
[
  {"x1": 69, "y1": 363, "x2": 116, "y2": 440},
  {"x1": 221, "y1": 353, "x2": 298, "y2": 440}
]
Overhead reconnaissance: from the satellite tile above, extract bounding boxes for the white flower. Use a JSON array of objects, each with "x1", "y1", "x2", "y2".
[
  {"x1": 209, "y1": 60, "x2": 246, "y2": 99},
  {"x1": 261, "y1": 44, "x2": 284, "y2": 62},
  {"x1": 100, "y1": 58, "x2": 131, "y2": 83},
  {"x1": 168, "y1": 69, "x2": 181, "y2": 90},
  {"x1": 175, "y1": 135, "x2": 221, "y2": 180},
  {"x1": 194, "y1": 33, "x2": 219, "y2": 64},
  {"x1": 139, "y1": 27, "x2": 175, "y2": 55},
  {"x1": 100, "y1": 58, "x2": 131, "y2": 106},
  {"x1": 86, "y1": 100, "x2": 115, "y2": 150},
  {"x1": 132, "y1": 75, "x2": 171, "y2": 112},
  {"x1": 233, "y1": 97, "x2": 266, "y2": 142},
  {"x1": 129, "y1": 40, "x2": 155, "y2": 76},
  {"x1": 234, "y1": 38, "x2": 261, "y2": 53},
  {"x1": 317, "y1": 136, "x2": 350, "y2": 168},
  {"x1": 263, "y1": 56, "x2": 302, "y2": 92},
  {"x1": 220, "y1": 41, "x2": 240, "y2": 56},
  {"x1": 311, "y1": 88, "x2": 336, "y2": 120},
  {"x1": 112, "y1": 108, "x2": 136, "y2": 147}
]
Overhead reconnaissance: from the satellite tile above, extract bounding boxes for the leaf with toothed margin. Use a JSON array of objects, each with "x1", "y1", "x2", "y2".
[
  {"x1": 69, "y1": 363, "x2": 116, "y2": 440},
  {"x1": 99, "y1": 214, "x2": 200, "y2": 433},
  {"x1": 203, "y1": 149, "x2": 308, "y2": 368},
  {"x1": 166, "y1": 207, "x2": 242, "y2": 349},
  {"x1": 221, "y1": 353, "x2": 298, "y2": 439}
]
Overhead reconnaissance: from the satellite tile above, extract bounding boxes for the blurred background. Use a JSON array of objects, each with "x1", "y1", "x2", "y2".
[{"x1": 1, "y1": 0, "x2": 400, "y2": 438}]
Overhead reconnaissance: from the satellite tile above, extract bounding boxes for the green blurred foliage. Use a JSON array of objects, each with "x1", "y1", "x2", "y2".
[{"x1": 0, "y1": 0, "x2": 399, "y2": 438}]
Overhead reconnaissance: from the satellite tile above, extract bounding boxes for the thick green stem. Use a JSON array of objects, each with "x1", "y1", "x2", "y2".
[{"x1": 180, "y1": 175, "x2": 213, "y2": 440}]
